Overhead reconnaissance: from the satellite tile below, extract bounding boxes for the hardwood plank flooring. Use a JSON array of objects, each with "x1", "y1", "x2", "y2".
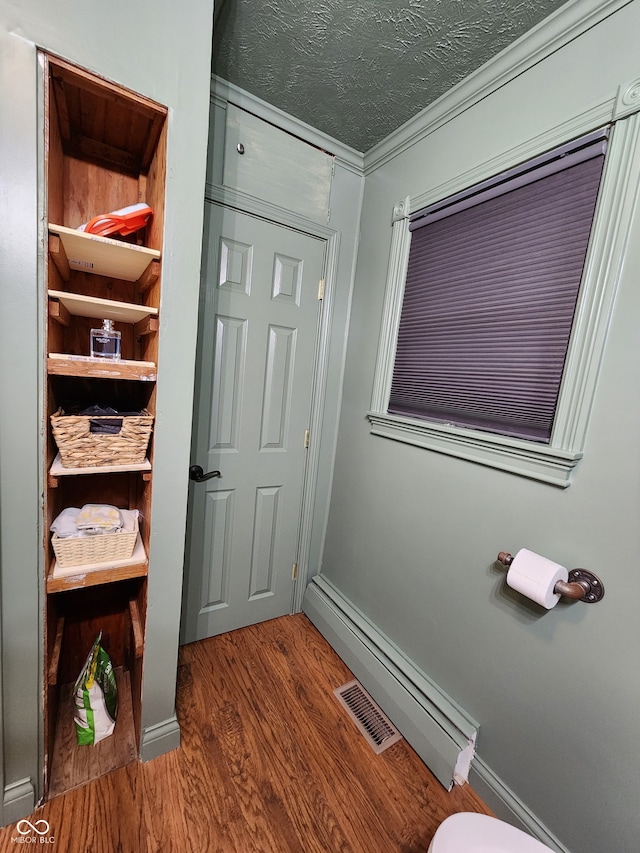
[
  {"x1": 48, "y1": 668, "x2": 137, "y2": 798},
  {"x1": 0, "y1": 614, "x2": 491, "y2": 852}
]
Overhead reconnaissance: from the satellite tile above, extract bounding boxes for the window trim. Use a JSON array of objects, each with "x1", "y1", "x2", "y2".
[{"x1": 368, "y1": 103, "x2": 640, "y2": 487}]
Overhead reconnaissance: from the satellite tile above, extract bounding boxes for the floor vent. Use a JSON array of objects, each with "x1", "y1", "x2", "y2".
[{"x1": 333, "y1": 679, "x2": 403, "y2": 754}]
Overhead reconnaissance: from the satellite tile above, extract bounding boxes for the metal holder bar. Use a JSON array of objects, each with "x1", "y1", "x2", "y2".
[{"x1": 497, "y1": 552, "x2": 605, "y2": 603}]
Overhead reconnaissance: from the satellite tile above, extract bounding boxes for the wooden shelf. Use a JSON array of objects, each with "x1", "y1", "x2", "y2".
[
  {"x1": 49, "y1": 224, "x2": 160, "y2": 282},
  {"x1": 43, "y1": 57, "x2": 167, "y2": 800},
  {"x1": 48, "y1": 453, "x2": 152, "y2": 488},
  {"x1": 47, "y1": 535, "x2": 148, "y2": 593},
  {"x1": 48, "y1": 667, "x2": 137, "y2": 798},
  {"x1": 48, "y1": 290, "x2": 158, "y2": 325},
  {"x1": 47, "y1": 354, "x2": 157, "y2": 381}
]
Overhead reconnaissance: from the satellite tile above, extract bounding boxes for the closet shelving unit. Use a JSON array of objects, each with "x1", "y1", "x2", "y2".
[{"x1": 42, "y1": 53, "x2": 168, "y2": 798}]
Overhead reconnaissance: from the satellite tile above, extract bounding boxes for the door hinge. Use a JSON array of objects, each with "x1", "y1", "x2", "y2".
[
  {"x1": 304, "y1": 428, "x2": 310, "y2": 449},
  {"x1": 317, "y1": 279, "x2": 325, "y2": 300},
  {"x1": 292, "y1": 562, "x2": 299, "y2": 580}
]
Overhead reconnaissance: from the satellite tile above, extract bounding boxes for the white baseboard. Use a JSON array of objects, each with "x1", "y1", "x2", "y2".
[{"x1": 303, "y1": 574, "x2": 568, "y2": 853}]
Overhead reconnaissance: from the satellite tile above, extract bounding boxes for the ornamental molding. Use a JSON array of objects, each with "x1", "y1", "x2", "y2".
[
  {"x1": 391, "y1": 197, "x2": 410, "y2": 223},
  {"x1": 613, "y1": 76, "x2": 640, "y2": 121}
]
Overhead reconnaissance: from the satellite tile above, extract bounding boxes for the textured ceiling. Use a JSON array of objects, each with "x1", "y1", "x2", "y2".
[{"x1": 213, "y1": 0, "x2": 569, "y2": 153}]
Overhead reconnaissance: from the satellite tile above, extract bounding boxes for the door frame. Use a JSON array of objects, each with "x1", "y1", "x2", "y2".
[{"x1": 188, "y1": 182, "x2": 342, "y2": 618}]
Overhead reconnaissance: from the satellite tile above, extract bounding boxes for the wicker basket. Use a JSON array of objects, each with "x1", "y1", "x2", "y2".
[
  {"x1": 52, "y1": 517, "x2": 139, "y2": 567},
  {"x1": 50, "y1": 408, "x2": 153, "y2": 468}
]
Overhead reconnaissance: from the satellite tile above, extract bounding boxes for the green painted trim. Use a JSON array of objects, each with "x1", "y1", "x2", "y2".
[
  {"x1": 364, "y1": 0, "x2": 633, "y2": 173},
  {"x1": 292, "y1": 231, "x2": 342, "y2": 614},
  {"x1": 369, "y1": 102, "x2": 640, "y2": 487},
  {"x1": 140, "y1": 715, "x2": 181, "y2": 762},
  {"x1": 303, "y1": 575, "x2": 478, "y2": 790},
  {"x1": 35, "y1": 49, "x2": 47, "y2": 810},
  {"x1": 613, "y1": 74, "x2": 640, "y2": 120},
  {"x1": 369, "y1": 197, "x2": 411, "y2": 415},
  {"x1": 1, "y1": 37, "x2": 46, "y2": 822},
  {"x1": 469, "y1": 758, "x2": 569, "y2": 853},
  {"x1": 2, "y1": 778, "x2": 36, "y2": 827},
  {"x1": 368, "y1": 413, "x2": 582, "y2": 488},
  {"x1": 554, "y1": 109, "x2": 640, "y2": 450},
  {"x1": 408, "y1": 100, "x2": 615, "y2": 217},
  {"x1": 205, "y1": 183, "x2": 337, "y2": 237},
  {"x1": 211, "y1": 75, "x2": 365, "y2": 175}
]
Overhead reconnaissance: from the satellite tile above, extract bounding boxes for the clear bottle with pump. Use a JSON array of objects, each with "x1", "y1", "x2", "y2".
[{"x1": 90, "y1": 319, "x2": 121, "y2": 360}]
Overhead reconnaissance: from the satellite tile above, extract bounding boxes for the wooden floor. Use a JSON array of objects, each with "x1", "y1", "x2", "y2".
[{"x1": 0, "y1": 614, "x2": 490, "y2": 852}]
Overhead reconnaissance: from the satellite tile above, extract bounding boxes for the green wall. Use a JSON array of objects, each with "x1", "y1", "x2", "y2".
[
  {"x1": 0, "y1": 0, "x2": 214, "y2": 817},
  {"x1": 321, "y1": 3, "x2": 640, "y2": 851}
]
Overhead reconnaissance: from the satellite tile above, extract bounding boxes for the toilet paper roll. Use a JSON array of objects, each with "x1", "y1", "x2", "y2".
[{"x1": 506, "y1": 548, "x2": 568, "y2": 609}]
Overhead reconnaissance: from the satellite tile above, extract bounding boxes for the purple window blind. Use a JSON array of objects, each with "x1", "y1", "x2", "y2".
[{"x1": 389, "y1": 136, "x2": 607, "y2": 443}]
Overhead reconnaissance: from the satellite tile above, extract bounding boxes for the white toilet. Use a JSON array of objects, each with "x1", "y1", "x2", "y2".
[{"x1": 428, "y1": 812, "x2": 554, "y2": 852}]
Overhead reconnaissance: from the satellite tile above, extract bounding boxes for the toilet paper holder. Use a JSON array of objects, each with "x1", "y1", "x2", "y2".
[{"x1": 497, "y1": 552, "x2": 605, "y2": 603}]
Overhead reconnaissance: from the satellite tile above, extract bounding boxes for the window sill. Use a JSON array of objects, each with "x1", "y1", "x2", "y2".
[{"x1": 367, "y1": 412, "x2": 582, "y2": 488}]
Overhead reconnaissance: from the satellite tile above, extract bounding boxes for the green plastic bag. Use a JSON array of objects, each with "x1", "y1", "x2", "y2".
[{"x1": 73, "y1": 631, "x2": 118, "y2": 745}]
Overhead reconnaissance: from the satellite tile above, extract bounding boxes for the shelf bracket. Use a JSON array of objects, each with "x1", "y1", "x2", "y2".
[
  {"x1": 134, "y1": 315, "x2": 159, "y2": 338},
  {"x1": 129, "y1": 598, "x2": 144, "y2": 659},
  {"x1": 137, "y1": 259, "x2": 161, "y2": 294},
  {"x1": 49, "y1": 297, "x2": 71, "y2": 327},
  {"x1": 49, "y1": 233, "x2": 71, "y2": 281}
]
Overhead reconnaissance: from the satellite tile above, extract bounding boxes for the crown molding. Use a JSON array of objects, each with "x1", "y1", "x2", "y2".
[
  {"x1": 409, "y1": 97, "x2": 614, "y2": 215},
  {"x1": 364, "y1": 0, "x2": 633, "y2": 174},
  {"x1": 211, "y1": 75, "x2": 365, "y2": 175}
]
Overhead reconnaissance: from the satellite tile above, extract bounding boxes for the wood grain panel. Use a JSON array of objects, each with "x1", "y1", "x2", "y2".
[{"x1": 63, "y1": 159, "x2": 140, "y2": 228}]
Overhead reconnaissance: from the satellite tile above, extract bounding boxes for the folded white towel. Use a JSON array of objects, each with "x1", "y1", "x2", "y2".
[
  {"x1": 50, "y1": 507, "x2": 81, "y2": 538},
  {"x1": 51, "y1": 506, "x2": 139, "y2": 539},
  {"x1": 120, "y1": 509, "x2": 139, "y2": 533},
  {"x1": 76, "y1": 504, "x2": 122, "y2": 534}
]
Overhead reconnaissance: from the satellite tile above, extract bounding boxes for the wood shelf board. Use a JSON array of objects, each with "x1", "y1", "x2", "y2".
[
  {"x1": 48, "y1": 290, "x2": 158, "y2": 324},
  {"x1": 48, "y1": 667, "x2": 137, "y2": 799},
  {"x1": 49, "y1": 224, "x2": 160, "y2": 282},
  {"x1": 47, "y1": 536, "x2": 148, "y2": 593},
  {"x1": 49, "y1": 453, "x2": 151, "y2": 478},
  {"x1": 47, "y1": 354, "x2": 157, "y2": 382}
]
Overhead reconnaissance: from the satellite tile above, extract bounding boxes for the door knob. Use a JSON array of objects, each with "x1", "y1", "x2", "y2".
[{"x1": 189, "y1": 464, "x2": 221, "y2": 482}]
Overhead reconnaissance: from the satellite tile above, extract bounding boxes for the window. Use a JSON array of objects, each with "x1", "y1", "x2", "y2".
[
  {"x1": 389, "y1": 131, "x2": 607, "y2": 444},
  {"x1": 369, "y1": 112, "x2": 640, "y2": 487}
]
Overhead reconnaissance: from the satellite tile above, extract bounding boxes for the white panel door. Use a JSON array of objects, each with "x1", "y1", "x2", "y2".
[{"x1": 182, "y1": 204, "x2": 326, "y2": 642}]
